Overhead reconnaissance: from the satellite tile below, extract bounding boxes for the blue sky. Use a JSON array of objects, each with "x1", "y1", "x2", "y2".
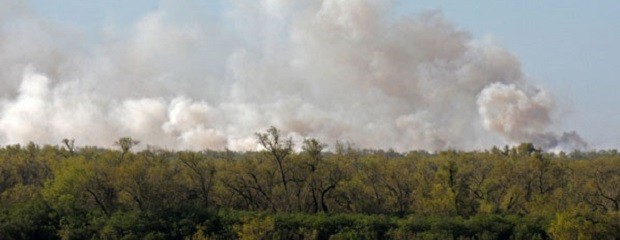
[
  {"x1": 24, "y1": 0, "x2": 620, "y2": 148},
  {"x1": 399, "y1": 1, "x2": 620, "y2": 148}
]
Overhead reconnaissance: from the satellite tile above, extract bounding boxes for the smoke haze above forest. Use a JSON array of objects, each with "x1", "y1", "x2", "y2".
[{"x1": 0, "y1": 0, "x2": 589, "y2": 151}]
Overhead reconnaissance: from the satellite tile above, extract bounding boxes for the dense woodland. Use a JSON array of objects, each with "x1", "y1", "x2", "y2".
[{"x1": 0, "y1": 127, "x2": 618, "y2": 239}]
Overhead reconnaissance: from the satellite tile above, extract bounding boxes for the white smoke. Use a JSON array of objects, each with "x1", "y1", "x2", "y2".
[
  {"x1": 477, "y1": 82, "x2": 586, "y2": 150},
  {"x1": 0, "y1": 0, "x2": 586, "y2": 151}
]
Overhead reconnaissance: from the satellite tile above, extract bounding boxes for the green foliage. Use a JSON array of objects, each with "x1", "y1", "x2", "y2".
[
  {"x1": 0, "y1": 197, "x2": 58, "y2": 239},
  {"x1": 0, "y1": 139, "x2": 618, "y2": 238},
  {"x1": 548, "y1": 205, "x2": 620, "y2": 240}
]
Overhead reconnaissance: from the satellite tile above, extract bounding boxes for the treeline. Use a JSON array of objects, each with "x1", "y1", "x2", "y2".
[{"x1": 0, "y1": 127, "x2": 618, "y2": 239}]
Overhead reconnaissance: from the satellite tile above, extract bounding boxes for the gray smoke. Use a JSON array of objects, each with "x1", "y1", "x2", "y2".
[
  {"x1": 477, "y1": 82, "x2": 587, "y2": 151},
  {"x1": 0, "y1": 0, "x2": 587, "y2": 151}
]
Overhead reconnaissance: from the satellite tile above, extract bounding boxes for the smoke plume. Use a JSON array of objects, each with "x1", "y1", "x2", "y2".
[{"x1": 0, "y1": 0, "x2": 586, "y2": 151}]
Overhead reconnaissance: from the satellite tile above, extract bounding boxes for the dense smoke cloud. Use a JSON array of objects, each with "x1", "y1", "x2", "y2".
[
  {"x1": 0, "y1": 0, "x2": 586, "y2": 151},
  {"x1": 477, "y1": 83, "x2": 587, "y2": 150}
]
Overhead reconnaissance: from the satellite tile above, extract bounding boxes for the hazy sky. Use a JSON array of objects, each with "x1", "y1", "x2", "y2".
[
  {"x1": 6, "y1": 0, "x2": 619, "y2": 150},
  {"x1": 400, "y1": 1, "x2": 620, "y2": 148}
]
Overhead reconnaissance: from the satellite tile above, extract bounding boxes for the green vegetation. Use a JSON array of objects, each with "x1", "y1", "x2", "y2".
[{"x1": 0, "y1": 128, "x2": 619, "y2": 239}]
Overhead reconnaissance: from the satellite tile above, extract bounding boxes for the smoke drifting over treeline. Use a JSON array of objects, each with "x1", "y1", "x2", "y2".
[{"x1": 0, "y1": 0, "x2": 586, "y2": 151}]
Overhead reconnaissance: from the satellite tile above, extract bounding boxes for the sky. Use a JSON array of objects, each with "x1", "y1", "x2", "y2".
[
  {"x1": 1, "y1": 0, "x2": 618, "y2": 150},
  {"x1": 399, "y1": 1, "x2": 620, "y2": 148}
]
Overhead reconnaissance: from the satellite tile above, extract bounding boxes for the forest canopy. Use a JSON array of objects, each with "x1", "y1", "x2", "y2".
[{"x1": 0, "y1": 128, "x2": 618, "y2": 239}]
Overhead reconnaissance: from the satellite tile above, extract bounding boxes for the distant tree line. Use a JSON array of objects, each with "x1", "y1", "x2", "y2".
[{"x1": 0, "y1": 127, "x2": 618, "y2": 239}]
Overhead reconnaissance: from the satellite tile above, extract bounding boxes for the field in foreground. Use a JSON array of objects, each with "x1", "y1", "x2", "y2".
[{"x1": 0, "y1": 135, "x2": 618, "y2": 239}]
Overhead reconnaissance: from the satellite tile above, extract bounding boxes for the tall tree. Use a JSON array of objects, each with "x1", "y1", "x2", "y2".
[
  {"x1": 256, "y1": 127, "x2": 293, "y2": 211},
  {"x1": 115, "y1": 137, "x2": 139, "y2": 160}
]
